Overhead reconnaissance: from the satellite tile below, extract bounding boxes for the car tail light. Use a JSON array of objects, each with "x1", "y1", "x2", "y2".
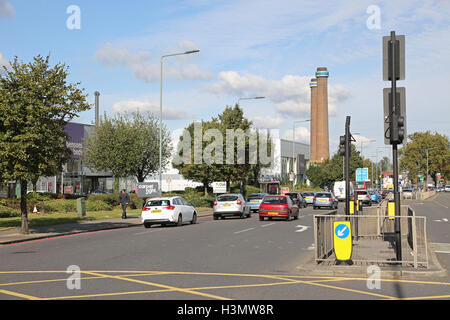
[
  {"x1": 329, "y1": 198, "x2": 333, "y2": 201},
  {"x1": 236, "y1": 200, "x2": 242, "y2": 205},
  {"x1": 164, "y1": 205, "x2": 175, "y2": 210},
  {"x1": 142, "y1": 207, "x2": 151, "y2": 211},
  {"x1": 213, "y1": 201, "x2": 217, "y2": 206},
  {"x1": 280, "y1": 205, "x2": 289, "y2": 211},
  {"x1": 313, "y1": 197, "x2": 316, "y2": 201}
]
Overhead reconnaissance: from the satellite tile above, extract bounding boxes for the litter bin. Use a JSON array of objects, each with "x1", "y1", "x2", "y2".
[{"x1": 77, "y1": 197, "x2": 86, "y2": 218}]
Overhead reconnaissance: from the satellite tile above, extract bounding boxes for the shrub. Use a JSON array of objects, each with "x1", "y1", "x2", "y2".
[
  {"x1": 40, "y1": 199, "x2": 76, "y2": 213},
  {"x1": 85, "y1": 199, "x2": 112, "y2": 211},
  {"x1": 87, "y1": 193, "x2": 119, "y2": 206},
  {"x1": 0, "y1": 205, "x2": 20, "y2": 218}
]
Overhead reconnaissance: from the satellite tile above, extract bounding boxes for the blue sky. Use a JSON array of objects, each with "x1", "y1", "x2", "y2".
[{"x1": 1, "y1": 0, "x2": 449, "y2": 162}]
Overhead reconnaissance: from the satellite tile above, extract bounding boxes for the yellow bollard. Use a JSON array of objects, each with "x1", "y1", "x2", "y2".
[
  {"x1": 388, "y1": 201, "x2": 395, "y2": 220},
  {"x1": 349, "y1": 200, "x2": 355, "y2": 214}
]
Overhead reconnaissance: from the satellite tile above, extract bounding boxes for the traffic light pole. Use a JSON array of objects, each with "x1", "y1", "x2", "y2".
[
  {"x1": 345, "y1": 117, "x2": 351, "y2": 216},
  {"x1": 390, "y1": 31, "x2": 402, "y2": 262}
]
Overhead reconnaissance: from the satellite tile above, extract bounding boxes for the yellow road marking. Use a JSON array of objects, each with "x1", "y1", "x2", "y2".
[
  {"x1": 83, "y1": 271, "x2": 232, "y2": 300},
  {"x1": 0, "y1": 289, "x2": 41, "y2": 300}
]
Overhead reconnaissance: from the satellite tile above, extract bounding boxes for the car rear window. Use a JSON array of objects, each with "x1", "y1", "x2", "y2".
[
  {"x1": 262, "y1": 196, "x2": 287, "y2": 204},
  {"x1": 248, "y1": 194, "x2": 264, "y2": 200},
  {"x1": 303, "y1": 192, "x2": 315, "y2": 196},
  {"x1": 285, "y1": 193, "x2": 298, "y2": 199},
  {"x1": 217, "y1": 195, "x2": 239, "y2": 202},
  {"x1": 315, "y1": 193, "x2": 331, "y2": 198},
  {"x1": 146, "y1": 200, "x2": 170, "y2": 207},
  {"x1": 357, "y1": 191, "x2": 367, "y2": 195}
]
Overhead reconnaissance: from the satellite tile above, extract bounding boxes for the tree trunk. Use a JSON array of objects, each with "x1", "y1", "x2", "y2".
[
  {"x1": 114, "y1": 177, "x2": 119, "y2": 194},
  {"x1": 203, "y1": 181, "x2": 208, "y2": 196},
  {"x1": 20, "y1": 180, "x2": 29, "y2": 235}
]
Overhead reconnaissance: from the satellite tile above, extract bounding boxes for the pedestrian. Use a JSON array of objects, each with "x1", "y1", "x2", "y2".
[{"x1": 119, "y1": 189, "x2": 130, "y2": 219}]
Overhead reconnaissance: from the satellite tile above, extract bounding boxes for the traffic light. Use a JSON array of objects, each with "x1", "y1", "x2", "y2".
[
  {"x1": 339, "y1": 136, "x2": 346, "y2": 156},
  {"x1": 383, "y1": 87, "x2": 406, "y2": 145}
]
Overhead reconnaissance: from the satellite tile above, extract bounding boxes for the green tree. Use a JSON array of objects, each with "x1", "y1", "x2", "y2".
[
  {"x1": 306, "y1": 144, "x2": 367, "y2": 188},
  {"x1": 0, "y1": 55, "x2": 91, "y2": 234},
  {"x1": 399, "y1": 131, "x2": 450, "y2": 184},
  {"x1": 84, "y1": 112, "x2": 172, "y2": 187},
  {"x1": 172, "y1": 120, "x2": 222, "y2": 195}
]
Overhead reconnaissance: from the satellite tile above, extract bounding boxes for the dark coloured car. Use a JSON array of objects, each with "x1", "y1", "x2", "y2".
[{"x1": 285, "y1": 192, "x2": 307, "y2": 208}]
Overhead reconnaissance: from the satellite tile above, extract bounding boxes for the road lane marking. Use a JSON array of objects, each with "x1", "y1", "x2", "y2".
[
  {"x1": 435, "y1": 202, "x2": 449, "y2": 209},
  {"x1": 296, "y1": 225, "x2": 310, "y2": 233},
  {"x1": 261, "y1": 223, "x2": 275, "y2": 228},
  {"x1": 234, "y1": 227, "x2": 255, "y2": 234},
  {"x1": 0, "y1": 289, "x2": 41, "y2": 300},
  {"x1": 82, "y1": 271, "x2": 231, "y2": 300}
]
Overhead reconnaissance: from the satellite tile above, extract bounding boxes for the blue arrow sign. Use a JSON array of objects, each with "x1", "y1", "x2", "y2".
[{"x1": 335, "y1": 223, "x2": 350, "y2": 239}]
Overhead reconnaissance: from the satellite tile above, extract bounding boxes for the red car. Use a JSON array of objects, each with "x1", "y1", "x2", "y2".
[{"x1": 258, "y1": 195, "x2": 299, "y2": 221}]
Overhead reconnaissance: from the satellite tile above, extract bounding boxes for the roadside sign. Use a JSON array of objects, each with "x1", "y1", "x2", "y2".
[
  {"x1": 388, "y1": 201, "x2": 395, "y2": 220},
  {"x1": 333, "y1": 221, "x2": 352, "y2": 261},
  {"x1": 137, "y1": 182, "x2": 159, "y2": 198},
  {"x1": 212, "y1": 182, "x2": 227, "y2": 194},
  {"x1": 281, "y1": 187, "x2": 289, "y2": 195},
  {"x1": 356, "y1": 168, "x2": 369, "y2": 182}
]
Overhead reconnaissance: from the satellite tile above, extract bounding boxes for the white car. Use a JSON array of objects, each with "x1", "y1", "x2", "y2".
[{"x1": 141, "y1": 197, "x2": 197, "y2": 228}]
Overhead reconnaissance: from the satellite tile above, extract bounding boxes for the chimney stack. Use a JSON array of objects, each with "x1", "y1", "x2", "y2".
[
  {"x1": 315, "y1": 67, "x2": 330, "y2": 162},
  {"x1": 94, "y1": 91, "x2": 100, "y2": 126},
  {"x1": 309, "y1": 78, "x2": 318, "y2": 163}
]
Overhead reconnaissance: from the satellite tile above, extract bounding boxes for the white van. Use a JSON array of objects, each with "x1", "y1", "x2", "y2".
[{"x1": 333, "y1": 181, "x2": 354, "y2": 201}]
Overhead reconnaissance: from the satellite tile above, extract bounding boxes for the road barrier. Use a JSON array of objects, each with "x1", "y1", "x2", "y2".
[{"x1": 313, "y1": 202, "x2": 428, "y2": 268}]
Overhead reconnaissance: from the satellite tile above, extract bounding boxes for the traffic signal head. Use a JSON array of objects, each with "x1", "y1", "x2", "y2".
[{"x1": 339, "y1": 136, "x2": 346, "y2": 156}]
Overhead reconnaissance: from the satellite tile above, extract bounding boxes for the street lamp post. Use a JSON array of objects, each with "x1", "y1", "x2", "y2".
[
  {"x1": 425, "y1": 147, "x2": 438, "y2": 187},
  {"x1": 160, "y1": 49, "x2": 200, "y2": 196}
]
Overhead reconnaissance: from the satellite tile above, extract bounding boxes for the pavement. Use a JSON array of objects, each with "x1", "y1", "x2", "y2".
[{"x1": 0, "y1": 209, "x2": 214, "y2": 245}]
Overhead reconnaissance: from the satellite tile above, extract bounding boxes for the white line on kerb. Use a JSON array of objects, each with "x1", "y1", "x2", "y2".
[{"x1": 234, "y1": 227, "x2": 255, "y2": 234}]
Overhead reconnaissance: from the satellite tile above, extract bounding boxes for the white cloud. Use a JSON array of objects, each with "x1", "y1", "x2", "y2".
[
  {"x1": 0, "y1": 52, "x2": 9, "y2": 73},
  {"x1": 282, "y1": 126, "x2": 310, "y2": 144},
  {"x1": 0, "y1": 0, "x2": 14, "y2": 18},
  {"x1": 249, "y1": 115, "x2": 284, "y2": 129},
  {"x1": 112, "y1": 100, "x2": 194, "y2": 120},
  {"x1": 95, "y1": 42, "x2": 212, "y2": 83},
  {"x1": 207, "y1": 71, "x2": 351, "y2": 118}
]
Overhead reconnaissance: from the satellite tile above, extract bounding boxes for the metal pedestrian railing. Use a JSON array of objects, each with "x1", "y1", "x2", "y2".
[{"x1": 313, "y1": 202, "x2": 428, "y2": 268}]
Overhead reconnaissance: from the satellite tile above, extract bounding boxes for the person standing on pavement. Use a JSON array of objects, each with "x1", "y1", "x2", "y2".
[{"x1": 119, "y1": 189, "x2": 130, "y2": 219}]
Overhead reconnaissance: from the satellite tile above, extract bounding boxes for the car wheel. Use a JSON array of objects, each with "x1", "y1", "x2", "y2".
[
  {"x1": 191, "y1": 213, "x2": 197, "y2": 224},
  {"x1": 213, "y1": 215, "x2": 218, "y2": 220},
  {"x1": 259, "y1": 216, "x2": 264, "y2": 221},
  {"x1": 176, "y1": 214, "x2": 183, "y2": 226},
  {"x1": 144, "y1": 223, "x2": 151, "y2": 229},
  {"x1": 286, "y1": 211, "x2": 291, "y2": 221}
]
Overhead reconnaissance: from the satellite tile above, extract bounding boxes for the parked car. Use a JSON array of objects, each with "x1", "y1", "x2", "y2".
[
  {"x1": 302, "y1": 192, "x2": 316, "y2": 206},
  {"x1": 369, "y1": 189, "x2": 381, "y2": 203},
  {"x1": 285, "y1": 192, "x2": 307, "y2": 208},
  {"x1": 247, "y1": 193, "x2": 267, "y2": 212},
  {"x1": 141, "y1": 197, "x2": 197, "y2": 228},
  {"x1": 313, "y1": 192, "x2": 338, "y2": 210},
  {"x1": 356, "y1": 190, "x2": 372, "y2": 206},
  {"x1": 402, "y1": 189, "x2": 414, "y2": 199},
  {"x1": 258, "y1": 195, "x2": 299, "y2": 221},
  {"x1": 213, "y1": 194, "x2": 250, "y2": 220}
]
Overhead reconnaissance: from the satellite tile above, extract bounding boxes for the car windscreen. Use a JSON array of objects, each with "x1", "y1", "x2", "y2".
[
  {"x1": 146, "y1": 200, "x2": 170, "y2": 207},
  {"x1": 217, "y1": 195, "x2": 238, "y2": 202},
  {"x1": 248, "y1": 194, "x2": 264, "y2": 200},
  {"x1": 285, "y1": 193, "x2": 297, "y2": 199},
  {"x1": 262, "y1": 196, "x2": 287, "y2": 204},
  {"x1": 315, "y1": 193, "x2": 331, "y2": 198}
]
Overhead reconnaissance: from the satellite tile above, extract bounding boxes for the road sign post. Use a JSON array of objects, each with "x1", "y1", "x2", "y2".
[{"x1": 383, "y1": 31, "x2": 406, "y2": 263}]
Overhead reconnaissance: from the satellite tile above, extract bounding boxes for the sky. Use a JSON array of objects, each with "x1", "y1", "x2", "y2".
[{"x1": 1, "y1": 0, "x2": 449, "y2": 163}]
